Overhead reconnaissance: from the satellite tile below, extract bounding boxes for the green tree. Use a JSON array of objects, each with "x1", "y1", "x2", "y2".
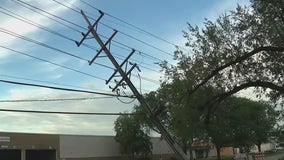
[
  {"x1": 157, "y1": 81, "x2": 216, "y2": 160},
  {"x1": 160, "y1": 0, "x2": 284, "y2": 113},
  {"x1": 158, "y1": 3, "x2": 284, "y2": 157},
  {"x1": 227, "y1": 98, "x2": 278, "y2": 152},
  {"x1": 114, "y1": 114, "x2": 152, "y2": 159},
  {"x1": 209, "y1": 97, "x2": 278, "y2": 159},
  {"x1": 131, "y1": 1, "x2": 283, "y2": 159},
  {"x1": 132, "y1": 82, "x2": 213, "y2": 160},
  {"x1": 208, "y1": 99, "x2": 235, "y2": 160}
]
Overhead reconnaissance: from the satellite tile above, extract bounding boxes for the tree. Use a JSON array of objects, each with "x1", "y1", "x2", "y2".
[
  {"x1": 114, "y1": 114, "x2": 152, "y2": 159},
  {"x1": 161, "y1": 0, "x2": 284, "y2": 115},
  {"x1": 246, "y1": 100, "x2": 278, "y2": 152},
  {"x1": 128, "y1": 1, "x2": 283, "y2": 159},
  {"x1": 132, "y1": 82, "x2": 213, "y2": 160},
  {"x1": 209, "y1": 97, "x2": 278, "y2": 160},
  {"x1": 156, "y1": 81, "x2": 217, "y2": 160},
  {"x1": 208, "y1": 99, "x2": 235, "y2": 160}
]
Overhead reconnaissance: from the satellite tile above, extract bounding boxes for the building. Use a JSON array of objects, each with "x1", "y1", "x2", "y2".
[
  {"x1": 0, "y1": 132, "x2": 175, "y2": 160},
  {"x1": 4, "y1": 131, "x2": 263, "y2": 160}
]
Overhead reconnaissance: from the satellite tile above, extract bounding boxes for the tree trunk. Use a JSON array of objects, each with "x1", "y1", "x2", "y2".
[
  {"x1": 216, "y1": 146, "x2": 222, "y2": 160},
  {"x1": 182, "y1": 142, "x2": 187, "y2": 155},
  {"x1": 257, "y1": 142, "x2": 262, "y2": 152},
  {"x1": 189, "y1": 145, "x2": 194, "y2": 160}
]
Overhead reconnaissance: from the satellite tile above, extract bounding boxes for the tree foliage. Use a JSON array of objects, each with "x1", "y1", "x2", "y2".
[
  {"x1": 161, "y1": 1, "x2": 284, "y2": 110},
  {"x1": 156, "y1": 0, "x2": 283, "y2": 158},
  {"x1": 114, "y1": 1, "x2": 283, "y2": 159},
  {"x1": 209, "y1": 97, "x2": 278, "y2": 160},
  {"x1": 114, "y1": 114, "x2": 152, "y2": 159}
]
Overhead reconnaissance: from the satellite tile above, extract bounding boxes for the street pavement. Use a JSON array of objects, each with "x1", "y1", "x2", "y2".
[{"x1": 265, "y1": 153, "x2": 284, "y2": 160}]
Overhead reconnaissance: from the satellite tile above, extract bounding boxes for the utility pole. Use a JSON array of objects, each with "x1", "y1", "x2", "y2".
[{"x1": 76, "y1": 10, "x2": 188, "y2": 160}]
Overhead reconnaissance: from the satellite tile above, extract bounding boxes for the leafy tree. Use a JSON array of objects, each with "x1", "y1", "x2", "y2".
[
  {"x1": 244, "y1": 100, "x2": 278, "y2": 152},
  {"x1": 125, "y1": 1, "x2": 283, "y2": 159},
  {"x1": 160, "y1": 0, "x2": 284, "y2": 114},
  {"x1": 209, "y1": 97, "x2": 278, "y2": 160},
  {"x1": 132, "y1": 82, "x2": 213, "y2": 160},
  {"x1": 157, "y1": 81, "x2": 216, "y2": 159},
  {"x1": 208, "y1": 99, "x2": 235, "y2": 160},
  {"x1": 114, "y1": 114, "x2": 152, "y2": 159}
]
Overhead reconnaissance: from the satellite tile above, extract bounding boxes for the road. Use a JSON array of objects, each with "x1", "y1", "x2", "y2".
[{"x1": 265, "y1": 153, "x2": 284, "y2": 160}]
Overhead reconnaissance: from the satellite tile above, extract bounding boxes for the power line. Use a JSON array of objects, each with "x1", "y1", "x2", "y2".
[
  {"x1": 0, "y1": 7, "x2": 75, "y2": 42},
  {"x1": 0, "y1": 27, "x2": 87, "y2": 61},
  {"x1": 0, "y1": 8, "x2": 115, "y2": 70},
  {"x1": 0, "y1": 96, "x2": 114, "y2": 103},
  {"x1": 3, "y1": 1, "x2": 165, "y2": 86},
  {"x1": 118, "y1": 31, "x2": 174, "y2": 57},
  {"x1": 0, "y1": 45, "x2": 106, "y2": 81},
  {"x1": 1, "y1": 45, "x2": 161, "y2": 86},
  {"x1": 12, "y1": 0, "x2": 170, "y2": 66},
  {"x1": 51, "y1": 0, "x2": 175, "y2": 57},
  {"x1": 0, "y1": 6, "x2": 161, "y2": 72},
  {"x1": 12, "y1": 0, "x2": 84, "y2": 33},
  {"x1": 0, "y1": 79, "x2": 135, "y2": 98},
  {"x1": 0, "y1": 14, "x2": 163, "y2": 84},
  {"x1": 78, "y1": 0, "x2": 187, "y2": 51},
  {"x1": 2, "y1": 2, "x2": 164, "y2": 73},
  {"x1": 0, "y1": 108, "x2": 134, "y2": 115},
  {"x1": 0, "y1": 74, "x2": 156, "y2": 99},
  {"x1": 0, "y1": 74, "x2": 109, "y2": 93}
]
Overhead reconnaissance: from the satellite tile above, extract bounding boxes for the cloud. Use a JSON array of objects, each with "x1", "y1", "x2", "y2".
[
  {"x1": 0, "y1": 86, "x2": 134, "y2": 135},
  {"x1": 0, "y1": 0, "x2": 78, "y2": 59},
  {"x1": 205, "y1": 0, "x2": 250, "y2": 21}
]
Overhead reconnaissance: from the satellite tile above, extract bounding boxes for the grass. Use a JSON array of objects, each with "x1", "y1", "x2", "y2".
[{"x1": 197, "y1": 156, "x2": 234, "y2": 160}]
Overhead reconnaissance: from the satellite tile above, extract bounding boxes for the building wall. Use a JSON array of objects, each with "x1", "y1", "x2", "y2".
[
  {"x1": 219, "y1": 147, "x2": 234, "y2": 156},
  {"x1": 0, "y1": 132, "x2": 59, "y2": 150},
  {"x1": 59, "y1": 135, "x2": 120, "y2": 159},
  {"x1": 0, "y1": 132, "x2": 60, "y2": 160},
  {"x1": 60, "y1": 135, "x2": 175, "y2": 160},
  {"x1": 0, "y1": 132, "x2": 176, "y2": 160}
]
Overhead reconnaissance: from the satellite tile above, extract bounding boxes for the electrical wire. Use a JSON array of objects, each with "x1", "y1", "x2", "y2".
[
  {"x1": 0, "y1": 108, "x2": 134, "y2": 115},
  {"x1": 0, "y1": 7, "x2": 75, "y2": 42},
  {"x1": 1, "y1": 1, "x2": 164, "y2": 87},
  {"x1": 0, "y1": 74, "x2": 109, "y2": 92},
  {"x1": 0, "y1": 96, "x2": 114, "y2": 103},
  {"x1": 0, "y1": 45, "x2": 106, "y2": 81},
  {"x1": 116, "y1": 96, "x2": 137, "y2": 104},
  {"x1": 0, "y1": 7, "x2": 116, "y2": 70},
  {"x1": 0, "y1": 27, "x2": 115, "y2": 71},
  {"x1": 12, "y1": 0, "x2": 83, "y2": 33},
  {"x1": 51, "y1": 0, "x2": 175, "y2": 57},
  {"x1": 0, "y1": 13, "x2": 162, "y2": 84},
  {"x1": 1, "y1": 45, "x2": 161, "y2": 86},
  {"x1": 78, "y1": 0, "x2": 187, "y2": 51},
  {"x1": 0, "y1": 79, "x2": 135, "y2": 98},
  {"x1": 12, "y1": 0, "x2": 171, "y2": 66},
  {"x1": 0, "y1": 27, "x2": 87, "y2": 60},
  {"x1": 1, "y1": 3, "x2": 164, "y2": 74}
]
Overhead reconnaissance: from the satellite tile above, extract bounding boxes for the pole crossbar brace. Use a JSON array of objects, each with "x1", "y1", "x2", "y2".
[
  {"x1": 111, "y1": 63, "x2": 137, "y2": 92},
  {"x1": 106, "y1": 49, "x2": 135, "y2": 85},
  {"x1": 89, "y1": 30, "x2": 118, "y2": 65},
  {"x1": 77, "y1": 10, "x2": 189, "y2": 160},
  {"x1": 75, "y1": 10, "x2": 104, "y2": 47}
]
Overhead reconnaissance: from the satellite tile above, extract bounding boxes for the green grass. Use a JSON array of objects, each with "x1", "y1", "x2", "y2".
[{"x1": 197, "y1": 156, "x2": 234, "y2": 160}]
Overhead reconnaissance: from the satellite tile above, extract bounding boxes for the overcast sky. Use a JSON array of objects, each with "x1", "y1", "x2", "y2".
[{"x1": 0, "y1": 0, "x2": 250, "y2": 136}]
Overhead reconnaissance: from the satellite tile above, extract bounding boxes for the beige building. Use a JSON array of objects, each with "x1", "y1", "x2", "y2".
[{"x1": 0, "y1": 132, "x2": 175, "y2": 160}]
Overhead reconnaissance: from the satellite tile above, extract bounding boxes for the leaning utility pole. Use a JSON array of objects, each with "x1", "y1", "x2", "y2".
[{"x1": 76, "y1": 10, "x2": 188, "y2": 160}]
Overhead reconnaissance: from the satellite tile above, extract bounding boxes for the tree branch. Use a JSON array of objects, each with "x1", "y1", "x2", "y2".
[
  {"x1": 207, "y1": 80, "x2": 284, "y2": 110},
  {"x1": 188, "y1": 46, "x2": 284, "y2": 95},
  {"x1": 203, "y1": 80, "x2": 284, "y2": 125}
]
